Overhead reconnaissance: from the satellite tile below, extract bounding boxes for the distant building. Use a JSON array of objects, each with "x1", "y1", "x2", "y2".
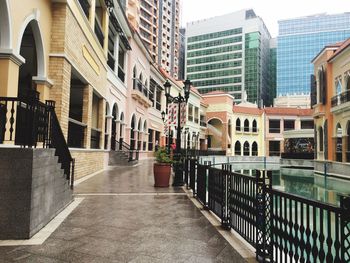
[
  {"x1": 178, "y1": 28, "x2": 186, "y2": 80},
  {"x1": 125, "y1": 0, "x2": 180, "y2": 78},
  {"x1": 312, "y1": 38, "x2": 350, "y2": 178},
  {"x1": 277, "y1": 12, "x2": 350, "y2": 96},
  {"x1": 274, "y1": 94, "x2": 311, "y2": 108},
  {"x1": 186, "y1": 9, "x2": 273, "y2": 106}
]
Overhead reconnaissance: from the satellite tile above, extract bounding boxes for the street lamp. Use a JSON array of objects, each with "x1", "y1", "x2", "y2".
[{"x1": 163, "y1": 79, "x2": 192, "y2": 186}]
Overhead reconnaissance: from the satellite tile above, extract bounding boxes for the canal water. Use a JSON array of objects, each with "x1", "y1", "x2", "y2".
[{"x1": 206, "y1": 161, "x2": 350, "y2": 206}]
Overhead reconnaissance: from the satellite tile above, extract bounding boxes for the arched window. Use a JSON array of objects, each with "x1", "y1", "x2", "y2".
[
  {"x1": 236, "y1": 118, "x2": 241, "y2": 131},
  {"x1": 244, "y1": 119, "x2": 249, "y2": 132},
  {"x1": 252, "y1": 142, "x2": 258, "y2": 156},
  {"x1": 318, "y1": 126, "x2": 323, "y2": 152},
  {"x1": 133, "y1": 66, "x2": 137, "y2": 89},
  {"x1": 336, "y1": 79, "x2": 342, "y2": 95},
  {"x1": 243, "y1": 141, "x2": 250, "y2": 156},
  {"x1": 252, "y1": 119, "x2": 257, "y2": 133},
  {"x1": 234, "y1": 141, "x2": 241, "y2": 156}
]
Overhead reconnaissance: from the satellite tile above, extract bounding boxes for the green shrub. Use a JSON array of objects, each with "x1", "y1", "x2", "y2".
[{"x1": 155, "y1": 147, "x2": 172, "y2": 164}]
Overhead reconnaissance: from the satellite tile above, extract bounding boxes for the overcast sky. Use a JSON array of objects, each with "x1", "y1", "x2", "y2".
[{"x1": 181, "y1": 0, "x2": 349, "y2": 37}]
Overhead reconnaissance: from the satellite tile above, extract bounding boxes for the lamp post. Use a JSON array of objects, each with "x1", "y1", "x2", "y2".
[{"x1": 163, "y1": 79, "x2": 192, "y2": 186}]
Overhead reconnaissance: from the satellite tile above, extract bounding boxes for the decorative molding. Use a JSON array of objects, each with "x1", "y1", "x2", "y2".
[
  {"x1": 32, "y1": 76, "x2": 54, "y2": 87},
  {"x1": 0, "y1": 50, "x2": 25, "y2": 65}
]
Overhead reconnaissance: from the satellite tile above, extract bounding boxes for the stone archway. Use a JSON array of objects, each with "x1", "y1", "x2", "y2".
[
  {"x1": 207, "y1": 118, "x2": 223, "y2": 150},
  {"x1": 17, "y1": 19, "x2": 46, "y2": 98},
  {"x1": 0, "y1": 0, "x2": 11, "y2": 49},
  {"x1": 111, "y1": 103, "x2": 119, "y2": 150}
]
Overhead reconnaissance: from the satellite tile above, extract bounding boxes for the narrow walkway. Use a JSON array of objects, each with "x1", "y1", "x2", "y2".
[{"x1": 1, "y1": 160, "x2": 247, "y2": 263}]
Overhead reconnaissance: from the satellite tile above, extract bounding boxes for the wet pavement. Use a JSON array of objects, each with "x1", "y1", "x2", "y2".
[{"x1": 0, "y1": 160, "x2": 245, "y2": 262}]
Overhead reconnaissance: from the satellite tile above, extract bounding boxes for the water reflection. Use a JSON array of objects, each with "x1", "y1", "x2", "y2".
[{"x1": 209, "y1": 162, "x2": 350, "y2": 206}]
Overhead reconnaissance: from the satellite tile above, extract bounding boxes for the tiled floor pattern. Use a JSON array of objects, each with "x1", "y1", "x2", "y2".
[{"x1": 0, "y1": 160, "x2": 250, "y2": 262}]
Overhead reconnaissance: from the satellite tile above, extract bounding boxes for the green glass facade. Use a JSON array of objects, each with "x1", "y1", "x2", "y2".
[
  {"x1": 186, "y1": 10, "x2": 273, "y2": 105},
  {"x1": 244, "y1": 32, "x2": 260, "y2": 103}
]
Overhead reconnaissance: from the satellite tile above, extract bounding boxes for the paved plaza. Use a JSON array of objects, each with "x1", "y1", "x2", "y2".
[{"x1": 0, "y1": 160, "x2": 250, "y2": 263}]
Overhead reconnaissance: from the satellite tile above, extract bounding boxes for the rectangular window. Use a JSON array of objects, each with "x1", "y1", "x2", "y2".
[
  {"x1": 283, "y1": 120, "x2": 295, "y2": 131},
  {"x1": 155, "y1": 87, "x2": 161, "y2": 111},
  {"x1": 188, "y1": 104, "x2": 193, "y2": 122},
  {"x1": 269, "y1": 120, "x2": 280, "y2": 133},
  {"x1": 301, "y1": 120, "x2": 314, "y2": 129},
  {"x1": 269, "y1": 141, "x2": 280, "y2": 156},
  {"x1": 194, "y1": 107, "x2": 199, "y2": 123},
  {"x1": 118, "y1": 43, "x2": 126, "y2": 82},
  {"x1": 148, "y1": 129, "x2": 154, "y2": 151}
]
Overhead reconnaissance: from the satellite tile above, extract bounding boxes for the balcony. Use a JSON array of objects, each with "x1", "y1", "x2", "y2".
[
  {"x1": 331, "y1": 90, "x2": 350, "y2": 114},
  {"x1": 132, "y1": 78, "x2": 152, "y2": 108}
]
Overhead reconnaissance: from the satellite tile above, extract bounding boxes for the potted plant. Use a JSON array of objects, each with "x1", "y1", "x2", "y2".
[{"x1": 153, "y1": 147, "x2": 172, "y2": 187}]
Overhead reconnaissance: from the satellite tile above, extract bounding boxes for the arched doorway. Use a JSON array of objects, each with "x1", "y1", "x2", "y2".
[
  {"x1": 104, "y1": 102, "x2": 110, "y2": 150},
  {"x1": 137, "y1": 118, "x2": 142, "y2": 150},
  {"x1": 252, "y1": 142, "x2": 258, "y2": 156},
  {"x1": 0, "y1": 0, "x2": 11, "y2": 49},
  {"x1": 243, "y1": 141, "x2": 250, "y2": 156},
  {"x1": 130, "y1": 115, "x2": 136, "y2": 150},
  {"x1": 111, "y1": 104, "x2": 119, "y2": 150},
  {"x1": 234, "y1": 141, "x2": 241, "y2": 156},
  {"x1": 119, "y1": 112, "x2": 124, "y2": 142},
  {"x1": 17, "y1": 20, "x2": 45, "y2": 99},
  {"x1": 335, "y1": 123, "x2": 342, "y2": 162},
  {"x1": 207, "y1": 118, "x2": 223, "y2": 150}
]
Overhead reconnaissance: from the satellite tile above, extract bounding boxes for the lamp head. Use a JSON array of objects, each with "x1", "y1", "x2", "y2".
[
  {"x1": 164, "y1": 80, "x2": 172, "y2": 98},
  {"x1": 183, "y1": 79, "x2": 192, "y2": 102},
  {"x1": 161, "y1": 110, "x2": 166, "y2": 122}
]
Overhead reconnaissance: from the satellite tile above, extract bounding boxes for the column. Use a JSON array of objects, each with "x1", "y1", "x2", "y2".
[
  {"x1": 82, "y1": 85, "x2": 93, "y2": 148},
  {"x1": 89, "y1": 0, "x2": 96, "y2": 28},
  {"x1": 221, "y1": 123, "x2": 228, "y2": 150},
  {"x1": 98, "y1": 99, "x2": 106, "y2": 149},
  {"x1": 0, "y1": 54, "x2": 22, "y2": 144},
  {"x1": 33, "y1": 77, "x2": 53, "y2": 102},
  {"x1": 105, "y1": 115, "x2": 113, "y2": 150},
  {"x1": 48, "y1": 57, "x2": 71, "y2": 138}
]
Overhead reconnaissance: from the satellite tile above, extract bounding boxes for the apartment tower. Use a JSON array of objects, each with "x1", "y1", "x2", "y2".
[
  {"x1": 186, "y1": 9, "x2": 272, "y2": 105},
  {"x1": 277, "y1": 12, "x2": 350, "y2": 96},
  {"x1": 125, "y1": 0, "x2": 180, "y2": 78}
]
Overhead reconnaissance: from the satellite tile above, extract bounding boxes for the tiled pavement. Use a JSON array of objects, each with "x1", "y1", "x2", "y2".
[{"x1": 0, "y1": 160, "x2": 250, "y2": 263}]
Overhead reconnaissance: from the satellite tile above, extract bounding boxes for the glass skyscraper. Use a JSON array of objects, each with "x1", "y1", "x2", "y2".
[
  {"x1": 186, "y1": 9, "x2": 273, "y2": 105},
  {"x1": 277, "y1": 13, "x2": 350, "y2": 96}
]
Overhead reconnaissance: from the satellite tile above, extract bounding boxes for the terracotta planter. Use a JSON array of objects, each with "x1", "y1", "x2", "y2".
[{"x1": 153, "y1": 163, "x2": 171, "y2": 187}]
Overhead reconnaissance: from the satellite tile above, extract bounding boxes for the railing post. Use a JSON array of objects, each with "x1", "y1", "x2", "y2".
[
  {"x1": 256, "y1": 170, "x2": 273, "y2": 262},
  {"x1": 341, "y1": 196, "x2": 350, "y2": 263},
  {"x1": 70, "y1": 158, "x2": 75, "y2": 190},
  {"x1": 221, "y1": 164, "x2": 231, "y2": 230}
]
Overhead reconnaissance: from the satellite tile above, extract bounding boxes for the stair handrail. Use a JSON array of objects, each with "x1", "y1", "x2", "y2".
[{"x1": 46, "y1": 100, "x2": 74, "y2": 189}]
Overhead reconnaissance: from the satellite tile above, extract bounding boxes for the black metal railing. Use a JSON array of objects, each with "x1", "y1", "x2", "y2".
[
  {"x1": 133, "y1": 78, "x2": 148, "y2": 97},
  {"x1": 331, "y1": 90, "x2": 350, "y2": 107},
  {"x1": 181, "y1": 149, "x2": 226, "y2": 156},
  {"x1": 184, "y1": 159, "x2": 350, "y2": 263},
  {"x1": 114, "y1": 138, "x2": 139, "y2": 162},
  {"x1": 0, "y1": 96, "x2": 74, "y2": 188}
]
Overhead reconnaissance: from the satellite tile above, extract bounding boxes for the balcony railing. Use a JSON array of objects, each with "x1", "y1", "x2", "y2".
[
  {"x1": 235, "y1": 127, "x2": 259, "y2": 133},
  {"x1": 331, "y1": 90, "x2": 350, "y2": 107}
]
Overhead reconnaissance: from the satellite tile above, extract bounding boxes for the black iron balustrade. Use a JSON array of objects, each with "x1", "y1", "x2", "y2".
[
  {"x1": 0, "y1": 97, "x2": 74, "y2": 188},
  {"x1": 331, "y1": 90, "x2": 350, "y2": 107},
  {"x1": 114, "y1": 138, "x2": 139, "y2": 162},
  {"x1": 183, "y1": 156, "x2": 350, "y2": 263},
  {"x1": 229, "y1": 169, "x2": 258, "y2": 247},
  {"x1": 197, "y1": 163, "x2": 209, "y2": 207}
]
